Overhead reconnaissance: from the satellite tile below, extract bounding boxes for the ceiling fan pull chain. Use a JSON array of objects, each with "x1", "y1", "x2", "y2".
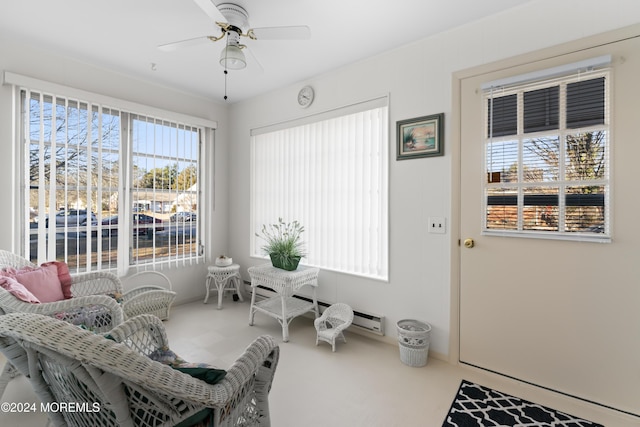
[
  {"x1": 223, "y1": 36, "x2": 229, "y2": 101},
  {"x1": 224, "y1": 69, "x2": 228, "y2": 101}
]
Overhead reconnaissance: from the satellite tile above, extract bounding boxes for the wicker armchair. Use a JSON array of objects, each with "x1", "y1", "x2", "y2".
[
  {"x1": 0, "y1": 251, "x2": 175, "y2": 399},
  {"x1": 0, "y1": 312, "x2": 279, "y2": 427},
  {"x1": 0, "y1": 250, "x2": 127, "y2": 399},
  {"x1": 0, "y1": 250, "x2": 177, "y2": 322},
  {"x1": 0, "y1": 250, "x2": 124, "y2": 331},
  {"x1": 314, "y1": 303, "x2": 354, "y2": 352}
]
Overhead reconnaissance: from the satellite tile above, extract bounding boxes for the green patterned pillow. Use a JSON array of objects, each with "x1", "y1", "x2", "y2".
[{"x1": 148, "y1": 347, "x2": 226, "y2": 384}]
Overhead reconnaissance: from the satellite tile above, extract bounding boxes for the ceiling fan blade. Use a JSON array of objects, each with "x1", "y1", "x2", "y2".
[
  {"x1": 158, "y1": 36, "x2": 211, "y2": 52},
  {"x1": 250, "y1": 26, "x2": 311, "y2": 40},
  {"x1": 243, "y1": 46, "x2": 264, "y2": 73},
  {"x1": 192, "y1": 0, "x2": 227, "y2": 23}
]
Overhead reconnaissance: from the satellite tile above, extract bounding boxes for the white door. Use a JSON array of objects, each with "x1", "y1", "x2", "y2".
[{"x1": 458, "y1": 31, "x2": 640, "y2": 416}]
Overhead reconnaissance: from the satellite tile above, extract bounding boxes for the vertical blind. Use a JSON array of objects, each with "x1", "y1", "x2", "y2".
[
  {"x1": 250, "y1": 98, "x2": 389, "y2": 280},
  {"x1": 25, "y1": 89, "x2": 122, "y2": 272},
  {"x1": 20, "y1": 87, "x2": 206, "y2": 274}
]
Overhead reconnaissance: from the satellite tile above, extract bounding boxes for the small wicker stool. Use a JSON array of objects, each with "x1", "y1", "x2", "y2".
[
  {"x1": 314, "y1": 303, "x2": 354, "y2": 352},
  {"x1": 205, "y1": 264, "x2": 244, "y2": 309}
]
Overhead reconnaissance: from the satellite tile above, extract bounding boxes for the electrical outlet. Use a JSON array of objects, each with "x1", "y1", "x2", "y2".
[{"x1": 428, "y1": 217, "x2": 446, "y2": 234}]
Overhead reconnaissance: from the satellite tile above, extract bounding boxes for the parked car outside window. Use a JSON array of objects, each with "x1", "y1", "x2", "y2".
[
  {"x1": 102, "y1": 214, "x2": 164, "y2": 236},
  {"x1": 45, "y1": 209, "x2": 97, "y2": 228},
  {"x1": 170, "y1": 212, "x2": 197, "y2": 222}
]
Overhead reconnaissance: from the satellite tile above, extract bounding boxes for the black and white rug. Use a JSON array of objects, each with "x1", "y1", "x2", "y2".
[{"x1": 442, "y1": 380, "x2": 604, "y2": 426}]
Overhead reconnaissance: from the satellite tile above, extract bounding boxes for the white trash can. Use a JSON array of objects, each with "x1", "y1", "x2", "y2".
[{"x1": 397, "y1": 319, "x2": 431, "y2": 367}]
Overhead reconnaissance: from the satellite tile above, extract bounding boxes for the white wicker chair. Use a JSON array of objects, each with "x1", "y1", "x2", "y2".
[
  {"x1": 0, "y1": 250, "x2": 125, "y2": 331},
  {"x1": 0, "y1": 250, "x2": 177, "y2": 322},
  {"x1": 0, "y1": 251, "x2": 175, "y2": 398},
  {"x1": 0, "y1": 250, "x2": 127, "y2": 399},
  {"x1": 314, "y1": 303, "x2": 354, "y2": 352},
  {"x1": 0, "y1": 312, "x2": 279, "y2": 427},
  {"x1": 121, "y1": 271, "x2": 177, "y2": 320}
]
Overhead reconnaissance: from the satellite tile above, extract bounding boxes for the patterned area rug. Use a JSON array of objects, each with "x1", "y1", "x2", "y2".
[{"x1": 442, "y1": 380, "x2": 604, "y2": 426}]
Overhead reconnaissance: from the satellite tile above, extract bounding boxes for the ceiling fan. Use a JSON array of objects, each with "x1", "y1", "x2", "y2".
[{"x1": 158, "y1": 0, "x2": 311, "y2": 72}]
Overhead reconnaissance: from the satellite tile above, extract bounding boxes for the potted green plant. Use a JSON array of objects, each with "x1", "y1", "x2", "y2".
[{"x1": 256, "y1": 218, "x2": 306, "y2": 271}]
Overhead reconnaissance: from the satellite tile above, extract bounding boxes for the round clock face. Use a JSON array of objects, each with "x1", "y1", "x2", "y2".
[{"x1": 297, "y1": 86, "x2": 314, "y2": 108}]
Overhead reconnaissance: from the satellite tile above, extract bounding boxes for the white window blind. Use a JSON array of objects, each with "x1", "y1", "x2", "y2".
[
  {"x1": 24, "y1": 90, "x2": 123, "y2": 272},
  {"x1": 14, "y1": 78, "x2": 210, "y2": 274},
  {"x1": 250, "y1": 98, "x2": 389, "y2": 280},
  {"x1": 483, "y1": 63, "x2": 610, "y2": 241}
]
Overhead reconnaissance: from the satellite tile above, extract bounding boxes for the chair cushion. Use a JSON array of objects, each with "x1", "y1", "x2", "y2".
[
  {"x1": 148, "y1": 347, "x2": 227, "y2": 384},
  {"x1": 14, "y1": 264, "x2": 65, "y2": 303},
  {"x1": 173, "y1": 363, "x2": 227, "y2": 384}
]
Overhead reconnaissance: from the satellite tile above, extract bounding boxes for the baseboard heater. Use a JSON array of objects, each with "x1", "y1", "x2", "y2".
[{"x1": 250, "y1": 283, "x2": 385, "y2": 336}]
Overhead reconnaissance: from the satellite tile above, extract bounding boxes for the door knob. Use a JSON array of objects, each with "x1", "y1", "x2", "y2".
[{"x1": 463, "y1": 238, "x2": 475, "y2": 248}]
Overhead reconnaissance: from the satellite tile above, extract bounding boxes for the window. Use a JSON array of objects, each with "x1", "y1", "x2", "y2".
[
  {"x1": 19, "y1": 83, "x2": 211, "y2": 274},
  {"x1": 484, "y1": 68, "x2": 609, "y2": 240},
  {"x1": 128, "y1": 115, "x2": 201, "y2": 268},
  {"x1": 250, "y1": 97, "x2": 389, "y2": 280}
]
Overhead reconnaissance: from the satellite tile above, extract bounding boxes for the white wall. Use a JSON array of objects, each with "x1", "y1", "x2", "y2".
[
  {"x1": 227, "y1": 0, "x2": 640, "y2": 357},
  {"x1": 0, "y1": 37, "x2": 229, "y2": 303}
]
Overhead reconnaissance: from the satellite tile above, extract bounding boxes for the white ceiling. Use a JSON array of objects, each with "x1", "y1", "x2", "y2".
[{"x1": 2, "y1": 0, "x2": 534, "y2": 103}]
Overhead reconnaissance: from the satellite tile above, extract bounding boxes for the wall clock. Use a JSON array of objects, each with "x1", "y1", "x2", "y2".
[{"x1": 297, "y1": 85, "x2": 314, "y2": 108}]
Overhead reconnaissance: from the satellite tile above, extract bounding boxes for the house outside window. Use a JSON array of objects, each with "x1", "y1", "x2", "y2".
[
  {"x1": 20, "y1": 86, "x2": 209, "y2": 274},
  {"x1": 483, "y1": 70, "x2": 610, "y2": 241}
]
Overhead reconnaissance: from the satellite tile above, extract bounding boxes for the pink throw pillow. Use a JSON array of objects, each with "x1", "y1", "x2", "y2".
[
  {"x1": 0, "y1": 273, "x2": 40, "y2": 303},
  {"x1": 14, "y1": 264, "x2": 65, "y2": 303},
  {"x1": 42, "y1": 261, "x2": 73, "y2": 299}
]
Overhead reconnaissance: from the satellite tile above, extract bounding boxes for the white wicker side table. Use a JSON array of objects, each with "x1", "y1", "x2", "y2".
[
  {"x1": 248, "y1": 263, "x2": 320, "y2": 342},
  {"x1": 204, "y1": 264, "x2": 244, "y2": 309}
]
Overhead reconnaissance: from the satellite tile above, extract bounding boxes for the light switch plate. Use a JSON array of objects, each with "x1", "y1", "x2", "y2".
[{"x1": 428, "y1": 217, "x2": 446, "y2": 234}]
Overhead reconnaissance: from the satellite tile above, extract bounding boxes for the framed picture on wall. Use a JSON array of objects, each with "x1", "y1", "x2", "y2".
[{"x1": 396, "y1": 113, "x2": 444, "y2": 160}]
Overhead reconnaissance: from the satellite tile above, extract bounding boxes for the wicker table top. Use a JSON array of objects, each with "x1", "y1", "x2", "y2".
[{"x1": 247, "y1": 264, "x2": 319, "y2": 296}]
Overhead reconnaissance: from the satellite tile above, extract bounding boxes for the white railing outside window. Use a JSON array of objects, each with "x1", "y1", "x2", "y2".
[{"x1": 13, "y1": 78, "x2": 211, "y2": 274}]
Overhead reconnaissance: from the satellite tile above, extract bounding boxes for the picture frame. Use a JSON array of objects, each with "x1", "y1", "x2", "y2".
[{"x1": 396, "y1": 113, "x2": 444, "y2": 160}]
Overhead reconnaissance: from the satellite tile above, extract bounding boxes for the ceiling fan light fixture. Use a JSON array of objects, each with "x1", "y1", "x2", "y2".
[{"x1": 219, "y1": 45, "x2": 246, "y2": 70}]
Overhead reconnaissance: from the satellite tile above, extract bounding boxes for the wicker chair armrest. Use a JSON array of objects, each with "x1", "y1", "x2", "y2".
[
  {"x1": 120, "y1": 287, "x2": 177, "y2": 320},
  {"x1": 98, "y1": 334, "x2": 279, "y2": 407},
  {"x1": 314, "y1": 315, "x2": 350, "y2": 330},
  {"x1": 101, "y1": 333, "x2": 279, "y2": 407},
  {"x1": 183, "y1": 334, "x2": 280, "y2": 407},
  {"x1": 0, "y1": 290, "x2": 123, "y2": 327},
  {"x1": 106, "y1": 314, "x2": 170, "y2": 355},
  {"x1": 122, "y1": 271, "x2": 172, "y2": 291},
  {"x1": 122, "y1": 286, "x2": 175, "y2": 300},
  {"x1": 70, "y1": 271, "x2": 124, "y2": 297},
  {"x1": 314, "y1": 310, "x2": 327, "y2": 325}
]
